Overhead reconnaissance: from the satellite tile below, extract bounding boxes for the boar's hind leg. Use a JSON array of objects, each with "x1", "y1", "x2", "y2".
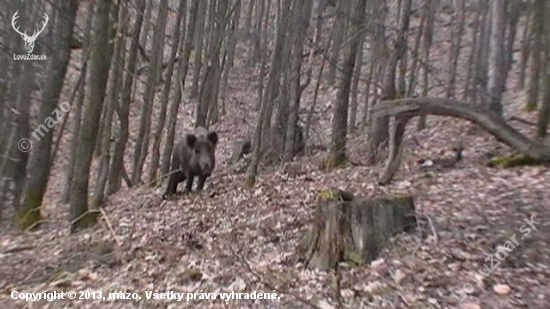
[{"x1": 196, "y1": 175, "x2": 208, "y2": 191}]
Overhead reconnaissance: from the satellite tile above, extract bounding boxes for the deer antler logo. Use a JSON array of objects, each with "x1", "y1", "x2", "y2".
[{"x1": 12, "y1": 11, "x2": 49, "y2": 54}]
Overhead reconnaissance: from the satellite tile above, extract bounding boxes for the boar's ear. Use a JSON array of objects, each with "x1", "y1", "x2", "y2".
[
  {"x1": 185, "y1": 134, "x2": 197, "y2": 148},
  {"x1": 207, "y1": 131, "x2": 219, "y2": 146}
]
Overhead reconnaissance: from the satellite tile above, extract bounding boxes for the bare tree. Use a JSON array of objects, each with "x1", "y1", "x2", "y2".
[
  {"x1": 367, "y1": 0, "x2": 411, "y2": 165},
  {"x1": 283, "y1": 0, "x2": 312, "y2": 161},
  {"x1": 326, "y1": 0, "x2": 350, "y2": 86},
  {"x1": 526, "y1": 0, "x2": 545, "y2": 111},
  {"x1": 417, "y1": 0, "x2": 435, "y2": 130},
  {"x1": 62, "y1": 0, "x2": 95, "y2": 202},
  {"x1": 69, "y1": 0, "x2": 113, "y2": 231},
  {"x1": 190, "y1": 0, "x2": 208, "y2": 97},
  {"x1": 517, "y1": 4, "x2": 532, "y2": 90},
  {"x1": 328, "y1": 0, "x2": 367, "y2": 166},
  {"x1": 93, "y1": 1, "x2": 127, "y2": 208},
  {"x1": 537, "y1": 2, "x2": 550, "y2": 137},
  {"x1": 108, "y1": 0, "x2": 146, "y2": 194},
  {"x1": 243, "y1": 0, "x2": 255, "y2": 37},
  {"x1": 445, "y1": 0, "x2": 465, "y2": 99},
  {"x1": 148, "y1": 0, "x2": 187, "y2": 185},
  {"x1": 132, "y1": 0, "x2": 169, "y2": 184},
  {"x1": 18, "y1": 0, "x2": 79, "y2": 229},
  {"x1": 486, "y1": 0, "x2": 506, "y2": 116},
  {"x1": 245, "y1": 0, "x2": 292, "y2": 187},
  {"x1": 161, "y1": 0, "x2": 200, "y2": 177}
]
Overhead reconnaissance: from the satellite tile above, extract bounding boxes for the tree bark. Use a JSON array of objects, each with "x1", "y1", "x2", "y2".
[
  {"x1": 148, "y1": 0, "x2": 186, "y2": 185},
  {"x1": 108, "y1": 0, "x2": 146, "y2": 194},
  {"x1": 132, "y1": 0, "x2": 169, "y2": 184},
  {"x1": 161, "y1": 0, "x2": 200, "y2": 177},
  {"x1": 69, "y1": 0, "x2": 113, "y2": 232},
  {"x1": 486, "y1": 0, "x2": 506, "y2": 116},
  {"x1": 93, "y1": 2, "x2": 126, "y2": 208},
  {"x1": 18, "y1": 0, "x2": 79, "y2": 229},
  {"x1": 328, "y1": 0, "x2": 367, "y2": 166},
  {"x1": 283, "y1": 0, "x2": 312, "y2": 162},
  {"x1": 526, "y1": 0, "x2": 545, "y2": 111}
]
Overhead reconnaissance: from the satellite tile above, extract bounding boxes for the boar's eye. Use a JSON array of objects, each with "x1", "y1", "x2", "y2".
[{"x1": 195, "y1": 149, "x2": 200, "y2": 154}]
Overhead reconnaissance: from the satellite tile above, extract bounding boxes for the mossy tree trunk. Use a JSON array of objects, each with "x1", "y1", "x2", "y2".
[{"x1": 18, "y1": 0, "x2": 79, "y2": 229}]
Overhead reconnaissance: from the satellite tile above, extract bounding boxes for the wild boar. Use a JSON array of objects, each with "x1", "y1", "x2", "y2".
[{"x1": 163, "y1": 126, "x2": 218, "y2": 199}]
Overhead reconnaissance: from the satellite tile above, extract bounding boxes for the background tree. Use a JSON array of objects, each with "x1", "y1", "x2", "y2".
[
  {"x1": 327, "y1": 0, "x2": 367, "y2": 166},
  {"x1": 69, "y1": 0, "x2": 113, "y2": 231},
  {"x1": 18, "y1": 0, "x2": 79, "y2": 229},
  {"x1": 486, "y1": 0, "x2": 506, "y2": 116}
]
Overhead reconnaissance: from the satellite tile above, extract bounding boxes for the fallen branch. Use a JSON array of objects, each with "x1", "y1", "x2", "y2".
[{"x1": 373, "y1": 97, "x2": 550, "y2": 184}]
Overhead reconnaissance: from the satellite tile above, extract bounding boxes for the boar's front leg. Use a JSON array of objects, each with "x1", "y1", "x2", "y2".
[
  {"x1": 163, "y1": 171, "x2": 183, "y2": 199},
  {"x1": 196, "y1": 175, "x2": 208, "y2": 191},
  {"x1": 185, "y1": 174, "x2": 195, "y2": 193}
]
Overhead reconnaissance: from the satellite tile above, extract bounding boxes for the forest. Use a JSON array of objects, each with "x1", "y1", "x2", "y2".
[{"x1": 0, "y1": 0, "x2": 549, "y2": 308}]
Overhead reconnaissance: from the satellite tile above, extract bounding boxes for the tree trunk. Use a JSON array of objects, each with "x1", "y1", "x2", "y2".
[
  {"x1": 349, "y1": 28, "x2": 366, "y2": 133},
  {"x1": 536, "y1": 4, "x2": 550, "y2": 137},
  {"x1": 251, "y1": 0, "x2": 265, "y2": 64},
  {"x1": 18, "y1": 0, "x2": 79, "y2": 229},
  {"x1": 93, "y1": 2, "x2": 126, "y2": 208},
  {"x1": 526, "y1": 0, "x2": 545, "y2": 111},
  {"x1": 132, "y1": 0, "x2": 169, "y2": 184},
  {"x1": 366, "y1": 0, "x2": 410, "y2": 165},
  {"x1": 69, "y1": 0, "x2": 113, "y2": 232},
  {"x1": 243, "y1": 0, "x2": 255, "y2": 37},
  {"x1": 328, "y1": 0, "x2": 367, "y2": 167},
  {"x1": 220, "y1": 0, "x2": 242, "y2": 115},
  {"x1": 10, "y1": 42, "x2": 33, "y2": 213},
  {"x1": 245, "y1": 0, "x2": 291, "y2": 187},
  {"x1": 445, "y1": 0, "x2": 466, "y2": 99},
  {"x1": 476, "y1": 2, "x2": 491, "y2": 106},
  {"x1": 107, "y1": 0, "x2": 146, "y2": 194},
  {"x1": 148, "y1": 0, "x2": 187, "y2": 185},
  {"x1": 505, "y1": 0, "x2": 521, "y2": 75},
  {"x1": 62, "y1": 0, "x2": 95, "y2": 202},
  {"x1": 190, "y1": 0, "x2": 207, "y2": 98},
  {"x1": 196, "y1": 0, "x2": 229, "y2": 127},
  {"x1": 161, "y1": 0, "x2": 200, "y2": 177},
  {"x1": 283, "y1": 0, "x2": 312, "y2": 162},
  {"x1": 417, "y1": 0, "x2": 435, "y2": 130},
  {"x1": 254, "y1": 0, "x2": 272, "y2": 111},
  {"x1": 463, "y1": 6, "x2": 481, "y2": 103},
  {"x1": 486, "y1": 0, "x2": 506, "y2": 116},
  {"x1": 326, "y1": 0, "x2": 350, "y2": 86},
  {"x1": 518, "y1": 6, "x2": 532, "y2": 90}
]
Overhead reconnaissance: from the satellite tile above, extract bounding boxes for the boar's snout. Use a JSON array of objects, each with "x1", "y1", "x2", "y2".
[{"x1": 199, "y1": 159, "x2": 214, "y2": 176}]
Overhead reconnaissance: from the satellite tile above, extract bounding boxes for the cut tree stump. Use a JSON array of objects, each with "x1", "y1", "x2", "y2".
[{"x1": 298, "y1": 189, "x2": 416, "y2": 270}]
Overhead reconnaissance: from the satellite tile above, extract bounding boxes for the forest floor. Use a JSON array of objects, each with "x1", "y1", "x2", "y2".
[{"x1": 2, "y1": 16, "x2": 550, "y2": 309}]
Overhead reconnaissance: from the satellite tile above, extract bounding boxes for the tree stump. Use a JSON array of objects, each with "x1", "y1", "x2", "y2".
[{"x1": 298, "y1": 189, "x2": 416, "y2": 270}]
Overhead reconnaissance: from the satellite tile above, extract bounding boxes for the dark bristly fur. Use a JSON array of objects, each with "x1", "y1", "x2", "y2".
[{"x1": 163, "y1": 127, "x2": 218, "y2": 199}]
